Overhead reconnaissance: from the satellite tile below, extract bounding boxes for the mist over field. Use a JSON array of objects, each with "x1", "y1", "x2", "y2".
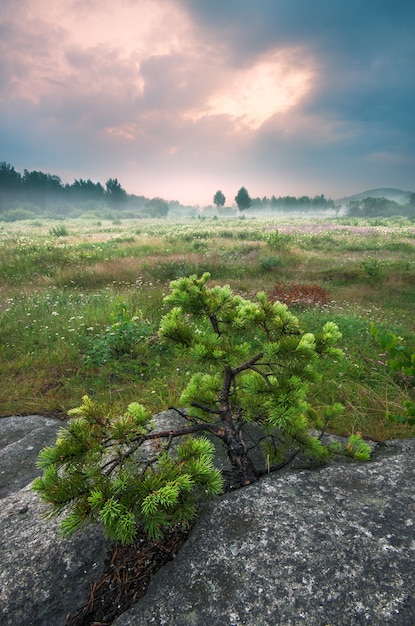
[{"x1": 1, "y1": 161, "x2": 414, "y2": 223}]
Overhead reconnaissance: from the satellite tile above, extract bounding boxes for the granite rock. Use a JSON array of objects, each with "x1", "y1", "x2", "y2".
[
  {"x1": 2, "y1": 413, "x2": 415, "y2": 626},
  {"x1": 113, "y1": 440, "x2": 415, "y2": 626},
  {"x1": 0, "y1": 415, "x2": 113, "y2": 626},
  {"x1": 0, "y1": 414, "x2": 62, "y2": 498}
]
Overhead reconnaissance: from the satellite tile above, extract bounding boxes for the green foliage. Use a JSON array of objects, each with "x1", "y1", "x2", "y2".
[
  {"x1": 143, "y1": 197, "x2": 169, "y2": 218},
  {"x1": 263, "y1": 229, "x2": 293, "y2": 250},
  {"x1": 148, "y1": 260, "x2": 202, "y2": 282},
  {"x1": 259, "y1": 256, "x2": 283, "y2": 272},
  {"x1": 0, "y1": 208, "x2": 38, "y2": 221},
  {"x1": 82, "y1": 299, "x2": 153, "y2": 367},
  {"x1": 325, "y1": 432, "x2": 371, "y2": 461},
  {"x1": 344, "y1": 434, "x2": 372, "y2": 461},
  {"x1": 33, "y1": 395, "x2": 223, "y2": 543},
  {"x1": 49, "y1": 224, "x2": 69, "y2": 237},
  {"x1": 213, "y1": 190, "x2": 226, "y2": 208},
  {"x1": 105, "y1": 178, "x2": 127, "y2": 206},
  {"x1": 371, "y1": 326, "x2": 415, "y2": 425},
  {"x1": 348, "y1": 196, "x2": 412, "y2": 218},
  {"x1": 361, "y1": 257, "x2": 387, "y2": 281},
  {"x1": 159, "y1": 273, "x2": 345, "y2": 466}
]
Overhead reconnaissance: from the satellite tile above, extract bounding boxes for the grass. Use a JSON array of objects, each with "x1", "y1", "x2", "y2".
[{"x1": 1, "y1": 215, "x2": 414, "y2": 442}]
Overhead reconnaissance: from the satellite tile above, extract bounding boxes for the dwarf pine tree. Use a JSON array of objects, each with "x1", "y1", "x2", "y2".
[
  {"x1": 33, "y1": 273, "x2": 369, "y2": 544},
  {"x1": 158, "y1": 273, "x2": 346, "y2": 485}
]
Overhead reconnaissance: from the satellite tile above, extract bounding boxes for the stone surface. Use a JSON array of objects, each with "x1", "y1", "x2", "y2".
[
  {"x1": 0, "y1": 487, "x2": 112, "y2": 626},
  {"x1": 2, "y1": 413, "x2": 415, "y2": 626},
  {"x1": 114, "y1": 440, "x2": 415, "y2": 626},
  {"x1": 0, "y1": 415, "x2": 113, "y2": 626},
  {"x1": 0, "y1": 414, "x2": 62, "y2": 498}
]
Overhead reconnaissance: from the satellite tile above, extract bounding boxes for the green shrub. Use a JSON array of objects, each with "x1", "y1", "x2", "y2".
[
  {"x1": 361, "y1": 258, "x2": 387, "y2": 281},
  {"x1": 32, "y1": 397, "x2": 222, "y2": 542},
  {"x1": 49, "y1": 224, "x2": 69, "y2": 237},
  {"x1": 344, "y1": 434, "x2": 371, "y2": 461},
  {"x1": 148, "y1": 260, "x2": 200, "y2": 281},
  {"x1": 263, "y1": 229, "x2": 293, "y2": 249},
  {"x1": 192, "y1": 240, "x2": 208, "y2": 252},
  {"x1": 236, "y1": 229, "x2": 255, "y2": 240},
  {"x1": 0, "y1": 208, "x2": 38, "y2": 221},
  {"x1": 82, "y1": 299, "x2": 153, "y2": 367},
  {"x1": 259, "y1": 256, "x2": 283, "y2": 272},
  {"x1": 384, "y1": 241, "x2": 414, "y2": 253},
  {"x1": 371, "y1": 326, "x2": 415, "y2": 425}
]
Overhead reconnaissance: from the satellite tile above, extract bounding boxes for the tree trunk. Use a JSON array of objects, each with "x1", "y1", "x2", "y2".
[
  {"x1": 221, "y1": 426, "x2": 258, "y2": 489},
  {"x1": 217, "y1": 368, "x2": 259, "y2": 489}
]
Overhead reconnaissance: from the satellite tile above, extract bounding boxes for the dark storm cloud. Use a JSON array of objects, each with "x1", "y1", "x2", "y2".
[
  {"x1": 182, "y1": 1, "x2": 415, "y2": 116},
  {"x1": 182, "y1": 0, "x2": 415, "y2": 57}
]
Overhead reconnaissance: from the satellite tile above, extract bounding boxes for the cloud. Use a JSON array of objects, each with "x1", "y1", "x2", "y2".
[
  {"x1": 185, "y1": 48, "x2": 314, "y2": 130},
  {"x1": 0, "y1": 0, "x2": 414, "y2": 203},
  {"x1": 182, "y1": 0, "x2": 415, "y2": 128}
]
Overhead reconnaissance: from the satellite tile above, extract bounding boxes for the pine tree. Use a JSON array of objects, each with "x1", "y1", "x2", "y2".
[
  {"x1": 158, "y1": 273, "x2": 345, "y2": 486},
  {"x1": 33, "y1": 273, "x2": 370, "y2": 543}
]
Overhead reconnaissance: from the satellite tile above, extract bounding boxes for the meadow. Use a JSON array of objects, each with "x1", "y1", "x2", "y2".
[{"x1": 1, "y1": 214, "x2": 414, "y2": 442}]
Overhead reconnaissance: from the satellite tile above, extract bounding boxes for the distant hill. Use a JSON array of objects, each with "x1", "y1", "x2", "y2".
[{"x1": 336, "y1": 188, "x2": 413, "y2": 205}]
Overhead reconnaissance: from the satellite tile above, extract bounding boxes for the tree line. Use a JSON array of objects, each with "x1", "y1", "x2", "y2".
[
  {"x1": 0, "y1": 161, "x2": 127, "y2": 205},
  {"x1": 0, "y1": 161, "x2": 170, "y2": 220},
  {"x1": 2, "y1": 161, "x2": 413, "y2": 220},
  {"x1": 214, "y1": 186, "x2": 336, "y2": 212},
  {"x1": 348, "y1": 195, "x2": 415, "y2": 218},
  {"x1": 214, "y1": 186, "x2": 415, "y2": 217},
  {"x1": 0, "y1": 162, "x2": 338, "y2": 221}
]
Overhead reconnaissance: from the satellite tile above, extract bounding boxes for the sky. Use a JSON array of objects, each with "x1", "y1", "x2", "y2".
[{"x1": 1, "y1": 0, "x2": 414, "y2": 206}]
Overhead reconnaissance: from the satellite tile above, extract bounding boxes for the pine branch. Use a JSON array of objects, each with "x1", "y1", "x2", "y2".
[
  {"x1": 101, "y1": 423, "x2": 215, "y2": 476},
  {"x1": 247, "y1": 365, "x2": 274, "y2": 387},
  {"x1": 189, "y1": 402, "x2": 221, "y2": 416},
  {"x1": 208, "y1": 313, "x2": 221, "y2": 336},
  {"x1": 231, "y1": 351, "x2": 264, "y2": 375},
  {"x1": 144, "y1": 423, "x2": 214, "y2": 440},
  {"x1": 170, "y1": 405, "x2": 219, "y2": 422}
]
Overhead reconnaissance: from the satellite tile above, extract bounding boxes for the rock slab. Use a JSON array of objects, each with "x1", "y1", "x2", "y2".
[
  {"x1": 114, "y1": 441, "x2": 415, "y2": 626},
  {"x1": 2, "y1": 414, "x2": 415, "y2": 626},
  {"x1": 0, "y1": 415, "x2": 112, "y2": 626},
  {"x1": 0, "y1": 414, "x2": 62, "y2": 498}
]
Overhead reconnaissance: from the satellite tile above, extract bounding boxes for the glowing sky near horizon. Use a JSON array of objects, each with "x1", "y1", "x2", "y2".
[{"x1": 1, "y1": 0, "x2": 414, "y2": 205}]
